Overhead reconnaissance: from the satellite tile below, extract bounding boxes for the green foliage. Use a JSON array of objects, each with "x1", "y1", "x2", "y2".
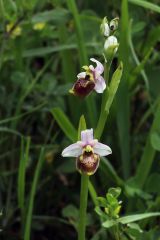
[{"x1": 96, "y1": 187, "x2": 122, "y2": 220}]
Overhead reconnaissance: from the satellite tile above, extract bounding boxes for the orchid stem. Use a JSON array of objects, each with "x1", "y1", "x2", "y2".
[{"x1": 78, "y1": 173, "x2": 89, "y2": 240}]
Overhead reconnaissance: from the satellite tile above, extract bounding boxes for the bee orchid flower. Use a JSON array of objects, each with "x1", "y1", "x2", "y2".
[
  {"x1": 69, "y1": 58, "x2": 106, "y2": 98},
  {"x1": 62, "y1": 129, "x2": 112, "y2": 175}
]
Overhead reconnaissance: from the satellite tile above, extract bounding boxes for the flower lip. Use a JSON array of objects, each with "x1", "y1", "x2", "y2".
[
  {"x1": 76, "y1": 152, "x2": 100, "y2": 175},
  {"x1": 70, "y1": 77, "x2": 95, "y2": 98}
]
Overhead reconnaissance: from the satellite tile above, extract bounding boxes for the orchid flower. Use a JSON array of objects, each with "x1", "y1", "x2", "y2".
[
  {"x1": 62, "y1": 129, "x2": 112, "y2": 175},
  {"x1": 69, "y1": 58, "x2": 106, "y2": 97}
]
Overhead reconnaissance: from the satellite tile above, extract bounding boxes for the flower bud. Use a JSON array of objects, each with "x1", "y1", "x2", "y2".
[
  {"x1": 104, "y1": 36, "x2": 119, "y2": 61},
  {"x1": 109, "y1": 17, "x2": 119, "y2": 32},
  {"x1": 69, "y1": 75, "x2": 95, "y2": 98},
  {"x1": 100, "y1": 17, "x2": 110, "y2": 37},
  {"x1": 76, "y1": 152, "x2": 100, "y2": 175}
]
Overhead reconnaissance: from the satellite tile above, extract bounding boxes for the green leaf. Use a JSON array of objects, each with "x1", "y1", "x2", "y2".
[
  {"x1": 102, "y1": 219, "x2": 117, "y2": 228},
  {"x1": 0, "y1": 126, "x2": 22, "y2": 137},
  {"x1": 118, "y1": 212, "x2": 160, "y2": 224},
  {"x1": 51, "y1": 107, "x2": 77, "y2": 142},
  {"x1": 105, "y1": 62, "x2": 123, "y2": 113},
  {"x1": 32, "y1": 8, "x2": 70, "y2": 24},
  {"x1": 102, "y1": 212, "x2": 160, "y2": 228},
  {"x1": 150, "y1": 132, "x2": 160, "y2": 151},
  {"x1": 129, "y1": 0, "x2": 160, "y2": 14},
  {"x1": 127, "y1": 223, "x2": 143, "y2": 233},
  {"x1": 95, "y1": 63, "x2": 123, "y2": 139},
  {"x1": 62, "y1": 204, "x2": 78, "y2": 219},
  {"x1": 94, "y1": 206, "x2": 108, "y2": 219},
  {"x1": 146, "y1": 173, "x2": 160, "y2": 194},
  {"x1": 106, "y1": 193, "x2": 118, "y2": 206},
  {"x1": 5, "y1": 42, "x2": 98, "y2": 59},
  {"x1": 97, "y1": 197, "x2": 107, "y2": 207},
  {"x1": 108, "y1": 187, "x2": 121, "y2": 199},
  {"x1": 135, "y1": 100, "x2": 160, "y2": 187},
  {"x1": 142, "y1": 26, "x2": 160, "y2": 55}
]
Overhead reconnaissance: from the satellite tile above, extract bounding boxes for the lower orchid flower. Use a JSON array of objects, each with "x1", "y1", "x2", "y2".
[
  {"x1": 62, "y1": 129, "x2": 112, "y2": 175},
  {"x1": 69, "y1": 58, "x2": 106, "y2": 98}
]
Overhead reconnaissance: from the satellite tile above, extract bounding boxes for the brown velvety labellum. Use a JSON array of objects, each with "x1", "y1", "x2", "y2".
[
  {"x1": 76, "y1": 152, "x2": 100, "y2": 175},
  {"x1": 72, "y1": 78, "x2": 95, "y2": 98}
]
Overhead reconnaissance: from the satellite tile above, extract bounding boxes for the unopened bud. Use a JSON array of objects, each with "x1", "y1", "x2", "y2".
[
  {"x1": 109, "y1": 17, "x2": 119, "y2": 32},
  {"x1": 100, "y1": 17, "x2": 110, "y2": 37},
  {"x1": 104, "y1": 36, "x2": 119, "y2": 61}
]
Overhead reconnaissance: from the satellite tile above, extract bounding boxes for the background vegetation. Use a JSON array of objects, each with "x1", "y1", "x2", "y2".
[{"x1": 0, "y1": 0, "x2": 160, "y2": 239}]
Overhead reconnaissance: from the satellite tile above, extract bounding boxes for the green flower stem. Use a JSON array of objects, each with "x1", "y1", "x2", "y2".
[
  {"x1": 78, "y1": 173, "x2": 89, "y2": 240},
  {"x1": 95, "y1": 61, "x2": 123, "y2": 140}
]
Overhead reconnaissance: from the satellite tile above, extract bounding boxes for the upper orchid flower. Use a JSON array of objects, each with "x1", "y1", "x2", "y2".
[
  {"x1": 69, "y1": 58, "x2": 106, "y2": 98},
  {"x1": 62, "y1": 129, "x2": 112, "y2": 175}
]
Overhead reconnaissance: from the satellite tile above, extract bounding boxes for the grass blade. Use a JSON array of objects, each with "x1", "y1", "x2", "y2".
[
  {"x1": 102, "y1": 212, "x2": 160, "y2": 228},
  {"x1": 129, "y1": 0, "x2": 160, "y2": 14},
  {"x1": 119, "y1": 212, "x2": 160, "y2": 224},
  {"x1": 18, "y1": 136, "x2": 31, "y2": 227},
  {"x1": 135, "y1": 99, "x2": 160, "y2": 188},
  {"x1": 116, "y1": 0, "x2": 130, "y2": 179},
  {"x1": 66, "y1": 0, "x2": 87, "y2": 65},
  {"x1": 51, "y1": 107, "x2": 77, "y2": 142},
  {"x1": 24, "y1": 147, "x2": 44, "y2": 240}
]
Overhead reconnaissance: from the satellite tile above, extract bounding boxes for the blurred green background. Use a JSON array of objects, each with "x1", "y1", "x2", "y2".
[{"x1": 0, "y1": 0, "x2": 160, "y2": 239}]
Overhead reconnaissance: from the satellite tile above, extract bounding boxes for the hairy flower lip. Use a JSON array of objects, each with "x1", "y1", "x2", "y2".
[
  {"x1": 76, "y1": 152, "x2": 100, "y2": 175},
  {"x1": 69, "y1": 77, "x2": 95, "y2": 98}
]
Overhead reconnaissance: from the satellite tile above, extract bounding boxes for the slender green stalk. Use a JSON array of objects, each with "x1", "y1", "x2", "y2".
[
  {"x1": 77, "y1": 116, "x2": 89, "y2": 240},
  {"x1": 18, "y1": 136, "x2": 31, "y2": 228},
  {"x1": 24, "y1": 148, "x2": 44, "y2": 240},
  {"x1": 116, "y1": 0, "x2": 130, "y2": 179},
  {"x1": 78, "y1": 173, "x2": 89, "y2": 240},
  {"x1": 0, "y1": 0, "x2": 5, "y2": 18},
  {"x1": 88, "y1": 180, "x2": 98, "y2": 206}
]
